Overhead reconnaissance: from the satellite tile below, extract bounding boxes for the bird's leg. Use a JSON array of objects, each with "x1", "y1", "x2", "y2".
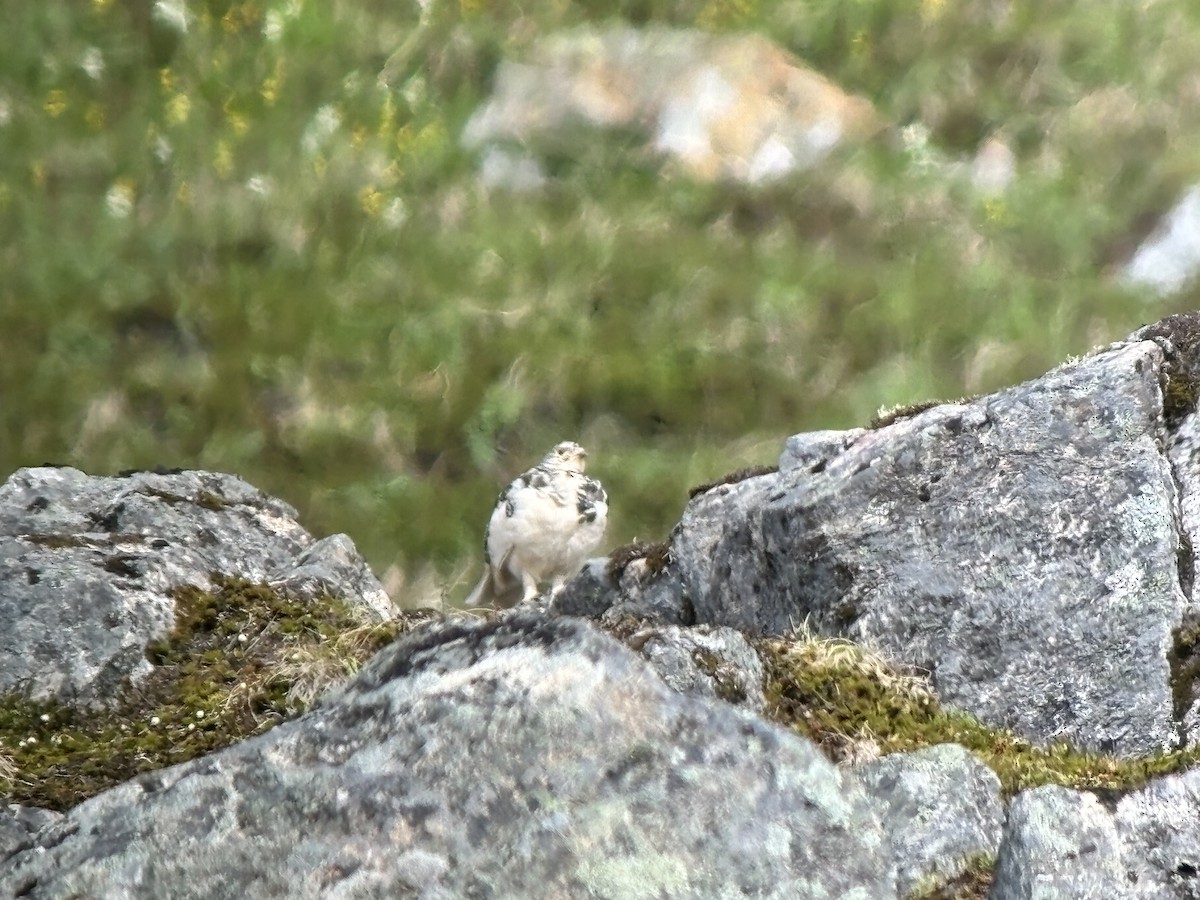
[{"x1": 520, "y1": 570, "x2": 540, "y2": 603}]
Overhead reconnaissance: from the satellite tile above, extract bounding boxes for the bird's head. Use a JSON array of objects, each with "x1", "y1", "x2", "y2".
[{"x1": 545, "y1": 441, "x2": 588, "y2": 473}]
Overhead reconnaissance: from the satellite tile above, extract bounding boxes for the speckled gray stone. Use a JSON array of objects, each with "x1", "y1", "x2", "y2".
[
  {"x1": 992, "y1": 785, "x2": 1129, "y2": 900},
  {"x1": 0, "y1": 803, "x2": 62, "y2": 867},
  {"x1": 992, "y1": 766, "x2": 1200, "y2": 900},
  {"x1": 627, "y1": 622, "x2": 766, "y2": 712},
  {"x1": 0, "y1": 467, "x2": 394, "y2": 708},
  {"x1": 855, "y1": 743, "x2": 1003, "y2": 896},
  {"x1": 0, "y1": 614, "x2": 895, "y2": 899},
  {"x1": 668, "y1": 340, "x2": 1187, "y2": 755}
]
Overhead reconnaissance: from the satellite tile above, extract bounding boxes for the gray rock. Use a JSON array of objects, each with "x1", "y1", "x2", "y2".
[
  {"x1": 626, "y1": 623, "x2": 766, "y2": 712},
  {"x1": 779, "y1": 428, "x2": 868, "y2": 474},
  {"x1": 604, "y1": 550, "x2": 690, "y2": 624},
  {"x1": 669, "y1": 341, "x2": 1186, "y2": 755},
  {"x1": 854, "y1": 743, "x2": 1003, "y2": 896},
  {"x1": 549, "y1": 557, "x2": 619, "y2": 618},
  {"x1": 0, "y1": 614, "x2": 896, "y2": 899},
  {"x1": 0, "y1": 467, "x2": 394, "y2": 707},
  {"x1": 1114, "y1": 767, "x2": 1200, "y2": 897},
  {"x1": 0, "y1": 803, "x2": 62, "y2": 864},
  {"x1": 1138, "y1": 314, "x2": 1200, "y2": 601},
  {"x1": 991, "y1": 785, "x2": 1129, "y2": 900},
  {"x1": 993, "y1": 767, "x2": 1200, "y2": 900},
  {"x1": 552, "y1": 550, "x2": 690, "y2": 625},
  {"x1": 270, "y1": 532, "x2": 394, "y2": 620},
  {"x1": 671, "y1": 468, "x2": 789, "y2": 633}
]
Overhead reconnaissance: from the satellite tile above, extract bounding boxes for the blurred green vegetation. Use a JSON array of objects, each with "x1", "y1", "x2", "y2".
[{"x1": 4, "y1": 0, "x2": 1200, "y2": 605}]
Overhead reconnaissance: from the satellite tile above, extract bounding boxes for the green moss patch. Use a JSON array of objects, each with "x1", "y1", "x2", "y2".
[
  {"x1": 688, "y1": 465, "x2": 779, "y2": 499},
  {"x1": 756, "y1": 632, "x2": 1200, "y2": 798},
  {"x1": 1137, "y1": 311, "x2": 1200, "y2": 425},
  {"x1": 0, "y1": 576, "x2": 430, "y2": 811}
]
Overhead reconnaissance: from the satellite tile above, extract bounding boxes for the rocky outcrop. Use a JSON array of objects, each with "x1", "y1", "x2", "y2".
[
  {"x1": 10, "y1": 315, "x2": 1200, "y2": 895},
  {"x1": 0, "y1": 615, "x2": 895, "y2": 898},
  {"x1": 463, "y1": 26, "x2": 882, "y2": 186},
  {"x1": 560, "y1": 317, "x2": 1200, "y2": 759},
  {"x1": 0, "y1": 467, "x2": 393, "y2": 707}
]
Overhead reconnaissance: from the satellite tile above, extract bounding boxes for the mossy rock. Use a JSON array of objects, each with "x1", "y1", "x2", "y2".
[
  {"x1": 1138, "y1": 311, "x2": 1200, "y2": 424},
  {"x1": 755, "y1": 632, "x2": 1200, "y2": 798},
  {"x1": 0, "y1": 576, "x2": 434, "y2": 811}
]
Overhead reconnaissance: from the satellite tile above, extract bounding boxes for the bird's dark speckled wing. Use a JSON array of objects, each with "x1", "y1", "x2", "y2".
[{"x1": 576, "y1": 477, "x2": 607, "y2": 524}]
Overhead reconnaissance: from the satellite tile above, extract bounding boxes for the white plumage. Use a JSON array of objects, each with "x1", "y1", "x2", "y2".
[{"x1": 465, "y1": 441, "x2": 608, "y2": 608}]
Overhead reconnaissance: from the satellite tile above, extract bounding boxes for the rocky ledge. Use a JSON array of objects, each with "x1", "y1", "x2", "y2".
[{"x1": 6, "y1": 314, "x2": 1200, "y2": 897}]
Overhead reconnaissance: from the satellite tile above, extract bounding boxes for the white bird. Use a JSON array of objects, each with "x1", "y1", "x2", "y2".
[{"x1": 465, "y1": 441, "x2": 608, "y2": 608}]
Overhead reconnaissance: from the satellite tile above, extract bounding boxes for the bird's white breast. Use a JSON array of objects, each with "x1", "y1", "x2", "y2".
[{"x1": 487, "y1": 471, "x2": 607, "y2": 583}]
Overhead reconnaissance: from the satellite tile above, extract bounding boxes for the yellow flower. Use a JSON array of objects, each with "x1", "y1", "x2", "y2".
[
  {"x1": 395, "y1": 123, "x2": 413, "y2": 153},
  {"x1": 43, "y1": 90, "x2": 68, "y2": 117},
  {"x1": 415, "y1": 121, "x2": 445, "y2": 151},
  {"x1": 851, "y1": 29, "x2": 871, "y2": 58},
  {"x1": 85, "y1": 102, "x2": 106, "y2": 129},
  {"x1": 227, "y1": 108, "x2": 249, "y2": 136},
  {"x1": 921, "y1": 0, "x2": 948, "y2": 22},
  {"x1": 159, "y1": 68, "x2": 174, "y2": 92},
  {"x1": 166, "y1": 93, "x2": 191, "y2": 125},
  {"x1": 175, "y1": 181, "x2": 193, "y2": 206},
  {"x1": 378, "y1": 95, "x2": 395, "y2": 137},
  {"x1": 261, "y1": 61, "x2": 283, "y2": 106},
  {"x1": 352, "y1": 126, "x2": 368, "y2": 149},
  {"x1": 214, "y1": 140, "x2": 234, "y2": 177},
  {"x1": 359, "y1": 187, "x2": 384, "y2": 217},
  {"x1": 983, "y1": 196, "x2": 1012, "y2": 225}
]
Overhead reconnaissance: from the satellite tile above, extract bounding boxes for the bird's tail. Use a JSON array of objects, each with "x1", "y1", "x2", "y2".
[{"x1": 463, "y1": 568, "x2": 495, "y2": 608}]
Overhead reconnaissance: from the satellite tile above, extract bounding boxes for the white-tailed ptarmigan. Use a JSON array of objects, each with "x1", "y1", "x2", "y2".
[{"x1": 465, "y1": 441, "x2": 608, "y2": 608}]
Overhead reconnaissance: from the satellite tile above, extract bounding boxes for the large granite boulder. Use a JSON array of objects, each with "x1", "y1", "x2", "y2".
[
  {"x1": 561, "y1": 316, "x2": 1200, "y2": 757},
  {"x1": 0, "y1": 467, "x2": 393, "y2": 708},
  {"x1": 0, "y1": 614, "x2": 895, "y2": 899}
]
